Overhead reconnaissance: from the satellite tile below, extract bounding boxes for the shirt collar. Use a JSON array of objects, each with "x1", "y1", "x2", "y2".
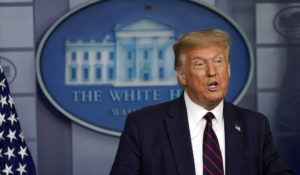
[{"x1": 184, "y1": 91, "x2": 224, "y2": 124}]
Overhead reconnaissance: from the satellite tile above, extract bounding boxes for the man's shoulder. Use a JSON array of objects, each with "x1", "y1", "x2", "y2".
[{"x1": 225, "y1": 102, "x2": 268, "y2": 123}]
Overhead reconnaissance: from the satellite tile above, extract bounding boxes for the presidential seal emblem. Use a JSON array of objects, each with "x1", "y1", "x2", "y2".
[
  {"x1": 36, "y1": 0, "x2": 253, "y2": 136},
  {"x1": 0, "y1": 56, "x2": 17, "y2": 84}
]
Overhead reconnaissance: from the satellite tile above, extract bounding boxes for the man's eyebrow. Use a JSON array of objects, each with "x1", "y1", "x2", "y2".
[{"x1": 191, "y1": 56, "x2": 204, "y2": 60}]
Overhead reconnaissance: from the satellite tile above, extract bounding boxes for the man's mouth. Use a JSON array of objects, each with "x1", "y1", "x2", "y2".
[{"x1": 208, "y1": 81, "x2": 218, "y2": 91}]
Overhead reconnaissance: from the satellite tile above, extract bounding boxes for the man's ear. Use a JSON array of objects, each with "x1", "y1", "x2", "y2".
[
  {"x1": 176, "y1": 68, "x2": 187, "y2": 86},
  {"x1": 227, "y1": 55, "x2": 231, "y2": 78},
  {"x1": 228, "y1": 64, "x2": 231, "y2": 78}
]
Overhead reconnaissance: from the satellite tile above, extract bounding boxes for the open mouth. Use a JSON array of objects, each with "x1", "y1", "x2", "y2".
[{"x1": 208, "y1": 81, "x2": 218, "y2": 90}]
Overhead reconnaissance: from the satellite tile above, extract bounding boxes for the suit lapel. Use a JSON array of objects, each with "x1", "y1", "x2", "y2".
[
  {"x1": 165, "y1": 96, "x2": 196, "y2": 175},
  {"x1": 223, "y1": 102, "x2": 244, "y2": 175}
]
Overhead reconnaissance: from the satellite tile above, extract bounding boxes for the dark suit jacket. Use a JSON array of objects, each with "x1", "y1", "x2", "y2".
[{"x1": 110, "y1": 95, "x2": 293, "y2": 175}]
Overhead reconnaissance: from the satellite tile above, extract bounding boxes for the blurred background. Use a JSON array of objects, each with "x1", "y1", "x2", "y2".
[{"x1": 0, "y1": 0, "x2": 299, "y2": 174}]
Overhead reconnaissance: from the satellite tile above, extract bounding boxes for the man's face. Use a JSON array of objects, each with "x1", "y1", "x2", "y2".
[{"x1": 176, "y1": 44, "x2": 230, "y2": 110}]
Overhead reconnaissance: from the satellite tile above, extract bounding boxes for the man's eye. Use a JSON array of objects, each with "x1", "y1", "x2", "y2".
[
  {"x1": 215, "y1": 58, "x2": 223, "y2": 64},
  {"x1": 195, "y1": 63, "x2": 204, "y2": 67}
]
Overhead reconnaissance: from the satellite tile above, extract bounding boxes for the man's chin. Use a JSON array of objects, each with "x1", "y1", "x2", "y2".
[
  {"x1": 206, "y1": 93, "x2": 224, "y2": 100},
  {"x1": 206, "y1": 97, "x2": 223, "y2": 106}
]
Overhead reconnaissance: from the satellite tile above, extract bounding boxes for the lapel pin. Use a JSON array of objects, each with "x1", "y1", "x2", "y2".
[{"x1": 234, "y1": 124, "x2": 241, "y2": 132}]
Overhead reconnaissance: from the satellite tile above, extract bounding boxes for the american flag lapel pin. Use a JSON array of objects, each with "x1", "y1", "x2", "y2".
[{"x1": 234, "y1": 124, "x2": 241, "y2": 132}]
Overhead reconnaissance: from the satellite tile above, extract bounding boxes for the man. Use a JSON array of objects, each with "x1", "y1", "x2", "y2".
[{"x1": 110, "y1": 29, "x2": 293, "y2": 175}]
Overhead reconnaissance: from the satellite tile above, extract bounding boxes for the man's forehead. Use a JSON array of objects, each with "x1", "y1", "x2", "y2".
[
  {"x1": 189, "y1": 49, "x2": 227, "y2": 60},
  {"x1": 188, "y1": 42, "x2": 227, "y2": 49}
]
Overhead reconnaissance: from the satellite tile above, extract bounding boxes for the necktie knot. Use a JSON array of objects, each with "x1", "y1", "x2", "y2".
[{"x1": 204, "y1": 112, "x2": 215, "y2": 122}]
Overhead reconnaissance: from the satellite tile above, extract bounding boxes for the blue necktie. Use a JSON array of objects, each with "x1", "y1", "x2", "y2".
[{"x1": 203, "y1": 112, "x2": 224, "y2": 175}]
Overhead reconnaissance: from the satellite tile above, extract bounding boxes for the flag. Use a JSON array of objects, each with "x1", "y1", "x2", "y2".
[{"x1": 0, "y1": 66, "x2": 36, "y2": 175}]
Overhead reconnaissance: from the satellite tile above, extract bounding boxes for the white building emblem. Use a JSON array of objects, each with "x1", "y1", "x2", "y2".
[{"x1": 65, "y1": 18, "x2": 177, "y2": 86}]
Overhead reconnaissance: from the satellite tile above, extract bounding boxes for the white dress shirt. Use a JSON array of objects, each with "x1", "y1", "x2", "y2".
[{"x1": 184, "y1": 92, "x2": 226, "y2": 175}]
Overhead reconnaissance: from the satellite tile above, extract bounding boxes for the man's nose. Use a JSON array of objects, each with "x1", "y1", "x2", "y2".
[{"x1": 207, "y1": 62, "x2": 216, "y2": 77}]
